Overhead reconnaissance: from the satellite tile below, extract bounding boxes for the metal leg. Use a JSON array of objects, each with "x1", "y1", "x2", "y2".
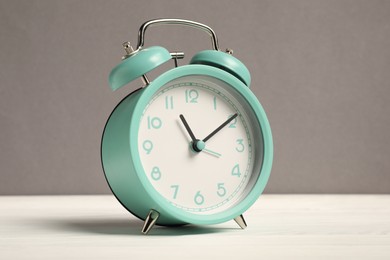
[
  {"x1": 141, "y1": 209, "x2": 160, "y2": 235},
  {"x1": 234, "y1": 214, "x2": 247, "y2": 229}
]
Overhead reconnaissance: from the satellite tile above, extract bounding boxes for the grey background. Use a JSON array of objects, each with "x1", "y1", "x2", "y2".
[{"x1": 1, "y1": 0, "x2": 389, "y2": 195}]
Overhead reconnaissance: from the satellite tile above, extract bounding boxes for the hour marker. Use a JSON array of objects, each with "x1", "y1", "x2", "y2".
[
  {"x1": 151, "y1": 167, "x2": 161, "y2": 180},
  {"x1": 235, "y1": 139, "x2": 245, "y2": 152},
  {"x1": 231, "y1": 164, "x2": 241, "y2": 177},
  {"x1": 147, "y1": 116, "x2": 162, "y2": 129},
  {"x1": 194, "y1": 191, "x2": 205, "y2": 205},
  {"x1": 165, "y1": 96, "x2": 174, "y2": 109},
  {"x1": 170, "y1": 185, "x2": 179, "y2": 199},
  {"x1": 142, "y1": 140, "x2": 153, "y2": 154},
  {"x1": 217, "y1": 183, "x2": 227, "y2": 197},
  {"x1": 185, "y1": 89, "x2": 199, "y2": 103}
]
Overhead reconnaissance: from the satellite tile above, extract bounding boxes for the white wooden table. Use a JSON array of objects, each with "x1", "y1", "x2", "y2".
[{"x1": 1, "y1": 195, "x2": 389, "y2": 259}]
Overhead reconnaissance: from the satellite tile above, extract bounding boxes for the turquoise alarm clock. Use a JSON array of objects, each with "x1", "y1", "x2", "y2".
[{"x1": 101, "y1": 19, "x2": 273, "y2": 234}]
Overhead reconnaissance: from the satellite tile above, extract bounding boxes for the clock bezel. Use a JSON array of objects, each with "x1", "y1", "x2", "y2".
[{"x1": 129, "y1": 64, "x2": 273, "y2": 225}]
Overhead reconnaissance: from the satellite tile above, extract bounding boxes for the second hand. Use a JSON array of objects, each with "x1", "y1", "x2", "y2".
[{"x1": 202, "y1": 148, "x2": 222, "y2": 158}]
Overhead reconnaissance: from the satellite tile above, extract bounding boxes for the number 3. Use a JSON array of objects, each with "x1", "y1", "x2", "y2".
[{"x1": 235, "y1": 139, "x2": 245, "y2": 152}]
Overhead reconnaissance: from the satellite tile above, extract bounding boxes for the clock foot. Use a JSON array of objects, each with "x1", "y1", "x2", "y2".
[
  {"x1": 234, "y1": 214, "x2": 247, "y2": 229},
  {"x1": 141, "y1": 209, "x2": 160, "y2": 235}
]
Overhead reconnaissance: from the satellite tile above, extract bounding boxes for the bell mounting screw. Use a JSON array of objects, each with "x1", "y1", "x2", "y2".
[
  {"x1": 226, "y1": 48, "x2": 234, "y2": 55},
  {"x1": 122, "y1": 41, "x2": 135, "y2": 60}
]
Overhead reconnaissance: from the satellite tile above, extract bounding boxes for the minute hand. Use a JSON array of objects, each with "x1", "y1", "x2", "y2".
[{"x1": 203, "y1": 113, "x2": 238, "y2": 142}]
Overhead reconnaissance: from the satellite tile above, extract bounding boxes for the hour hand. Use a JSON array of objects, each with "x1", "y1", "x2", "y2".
[
  {"x1": 179, "y1": 114, "x2": 197, "y2": 142},
  {"x1": 179, "y1": 114, "x2": 204, "y2": 153}
]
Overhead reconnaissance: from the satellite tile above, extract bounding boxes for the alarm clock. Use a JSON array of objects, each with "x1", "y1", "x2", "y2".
[{"x1": 101, "y1": 18, "x2": 273, "y2": 234}]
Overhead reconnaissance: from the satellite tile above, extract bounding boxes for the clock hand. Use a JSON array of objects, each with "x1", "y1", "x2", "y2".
[
  {"x1": 203, "y1": 113, "x2": 238, "y2": 142},
  {"x1": 179, "y1": 114, "x2": 197, "y2": 142},
  {"x1": 179, "y1": 114, "x2": 203, "y2": 152},
  {"x1": 202, "y1": 148, "x2": 222, "y2": 158}
]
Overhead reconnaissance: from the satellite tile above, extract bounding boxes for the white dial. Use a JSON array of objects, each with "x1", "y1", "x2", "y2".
[{"x1": 138, "y1": 75, "x2": 263, "y2": 214}]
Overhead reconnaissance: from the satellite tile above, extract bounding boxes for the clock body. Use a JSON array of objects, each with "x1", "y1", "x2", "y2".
[{"x1": 101, "y1": 64, "x2": 273, "y2": 226}]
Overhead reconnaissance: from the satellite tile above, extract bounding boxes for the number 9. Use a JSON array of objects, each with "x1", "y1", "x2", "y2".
[{"x1": 142, "y1": 140, "x2": 153, "y2": 154}]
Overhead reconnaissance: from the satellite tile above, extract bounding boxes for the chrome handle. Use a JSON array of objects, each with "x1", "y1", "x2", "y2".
[{"x1": 135, "y1": 18, "x2": 220, "y2": 51}]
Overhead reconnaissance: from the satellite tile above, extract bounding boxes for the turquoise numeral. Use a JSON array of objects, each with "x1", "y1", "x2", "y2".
[
  {"x1": 142, "y1": 140, "x2": 153, "y2": 154},
  {"x1": 151, "y1": 167, "x2": 161, "y2": 180},
  {"x1": 217, "y1": 183, "x2": 226, "y2": 197},
  {"x1": 185, "y1": 89, "x2": 199, "y2": 103},
  {"x1": 213, "y1": 96, "x2": 217, "y2": 110},
  {"x1": 147, "y1": 116, "x2": 162, "y2": 129},
  {"x1": 235, "y1": 139, "x2": 245, "y2": 152},
  {"x1": 170, "y1": 185, "x2": 179, "y2": 199},
  {"x1": 231, "y1": 164, "x2": 241, "y2": 177},
  {"x1": 228, "y1": 115, "x2": 238, "y2": 128},
  {"x1": 165, "y1": 96, "x2": 174, "y2": 109},
  {"x1": 194, "y1": 191, "x2": 204, "y2": 205}
]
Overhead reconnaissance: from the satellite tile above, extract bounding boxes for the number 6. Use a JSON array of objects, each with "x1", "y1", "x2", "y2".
[{"x1": 194, "y1": 191, "x2": 204, "y2": 205}]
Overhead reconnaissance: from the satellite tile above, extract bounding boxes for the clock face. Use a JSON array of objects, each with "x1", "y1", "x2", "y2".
[{"x1": 138, "y1": 75, "x2": 263, "y2": 215}]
